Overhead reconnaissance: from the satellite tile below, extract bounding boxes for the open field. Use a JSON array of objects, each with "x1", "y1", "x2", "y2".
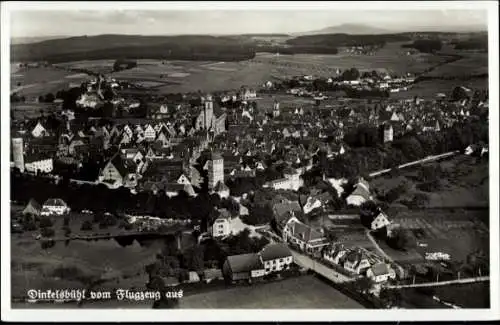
[
  {"x1": 10, "y1": 66, "x2": 90, "y2": 98},
  {"x1": 11, "y1": 102, "x2": 60, "y2": 120},
  {"x1": 179, "y1": 275, "x2": 364, "y2": 308},
  {"x1": 51, "y1": 42, "x2": 461, "y2": 94},
  {"x1": 424, "y1": 53, "x2": 488, "y2": 78},
  {"x1": 253, "y1": 42, "x2": 451, "y2": 76},
  {"x1": 390, "y1": 78, "x2": 488, "y2": 99},
  {"x1": 398, "y1": 281, "x2": 490, "y2": 308}
]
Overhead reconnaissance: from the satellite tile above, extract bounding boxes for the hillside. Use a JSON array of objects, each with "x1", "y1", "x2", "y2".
[
  {"x1": 295, "y1": 24, "x2": 390, "y2": 36},
  {"x1": 286, "y1": 33, "x2": 411, "y2": 47},
  {"x1": 11, "y1": 34, "x2": 257, "y2": 63}
]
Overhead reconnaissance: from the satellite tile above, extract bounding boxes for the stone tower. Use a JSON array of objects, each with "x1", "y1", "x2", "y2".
[
  {"x1": 383, "y1": 123, "x2": 394, "y2": 143},
  {"x1": 207, "y1": 151, "x2": 224, "y2": 191},
  {"x1": 12, "y1": 138, "x2": 25, "y2": 172}
]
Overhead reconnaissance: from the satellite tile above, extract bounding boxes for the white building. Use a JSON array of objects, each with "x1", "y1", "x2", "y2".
[
  {"x1": 144, "y1": 124, "x2": 157, "y2": 142},
  {"x1": 371, "y1": 211, "x2": 391, "y2": 231},
  {"x1": 41, "y1": 198, "x2": 71, "y2": 216},
  {"x1": 259, "y1": 243, "x2": 293, "y2": 275},
  {"x1": 31, "y1": 122, "x2": 48, "y2": 138},
  {"x1": 212, "y1": 216, "x2": 231, "y2": 238},
  {"x1": 25, "y1": 157, "x2": 53, "y2": 174},
  {"x1": 346, "y1": 178, "x2": 372, "y2": 206},
  {"x1": 366, "y1": 263, "x2": 396, "y2": 283}
]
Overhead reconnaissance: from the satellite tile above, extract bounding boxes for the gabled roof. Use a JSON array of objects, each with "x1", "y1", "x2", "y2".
[
  {"x1": 23, "y1": 198, "x2": 41, "y2": 215},
  {"x1": 226, "y1": 253, "x2": 264, "y2": 273},
  {"x1": 290, "y1": 220, "x2": 325, "y2": 243},
  {"x1": 370, "y1": 263, "x2": 391, "y2": 276},
  {"x1": 259, "y1": 243, "x2": 292, "y2": 262}
]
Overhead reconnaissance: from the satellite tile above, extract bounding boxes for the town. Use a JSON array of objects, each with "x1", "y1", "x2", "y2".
[{"x1": 8, "y1": 12, "x2": 491, "y2": 311}]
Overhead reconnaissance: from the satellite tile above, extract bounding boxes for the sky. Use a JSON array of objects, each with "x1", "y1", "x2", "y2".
[{"x1": 10, "y1": 9, "x2": 488, "y2": 38}]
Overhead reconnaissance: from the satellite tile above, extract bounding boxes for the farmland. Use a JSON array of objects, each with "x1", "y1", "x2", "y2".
[
  {"x1": 10, "y1": 65, "x2": 90, "y2": 99},
  {"x1": 424, "y1": 53, "x2": 488, "y2": 78},
  {"x1": 369, "y1": 155, "x2": 489, "y2": 264},
  {"x1": 253, "y1": 42, "x2": 451, "y2": 76}
]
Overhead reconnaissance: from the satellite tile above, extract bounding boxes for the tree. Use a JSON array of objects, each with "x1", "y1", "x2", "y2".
[
  {"x1": 352, "y1": 277, "x2": 373, "y2": 294},
  {"x1": 341, "y1": 68, "x2": 360, "y2": 81},
  {"x1": 243, "y1": 204, "x2": 274, "y2": 226},
  {"x1": 379, "y1": 288, "x2": 402, "y2": 308},
  {"x1": 360, "y1": 201, "x2": 379, "y2": 228},
  {"x1": 39, "y1": 216, "x2": 53, "y2": 228},
  {"x1": 387, "y1": 228, "x2": 416, "y2": 251},
  {"x1": 81, "y1": 220, "x2": 93, "y2": 231},
  {"x1": 44, "y1": 93, "x2": 55, "y2": 103},
  {"x1": 40, "y1": 227, "x2": 55, "y2": 237}
]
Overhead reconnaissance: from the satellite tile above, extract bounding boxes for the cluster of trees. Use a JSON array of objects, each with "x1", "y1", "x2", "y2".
[
  {"x1": 453, "y1": 36, "x2": 488, "y2": 51},
  {"x1": 11, "y1": 172, "x2": 246, "y2": 232},
  {"x1": 402, "y1": 39, "x2": 443, "y2": 53},
  {"x1": 322, "y1": 117, "x2": 488, "y2": 179},
  {"x1": 286, "y1": 34, "x2": 410, "y2": 48},
  {"x1": 113, "y1": 59, "x2": 137, "y2": 72},
  {"x1": 257, "y1": 45, "x2": 339, "y2": 55},
  {"x1": 37, "y1": 92, "x2": 56, "y2": 103},
  {"x1": 10, "y1": 92, "x2": 26, "y2": 103}
]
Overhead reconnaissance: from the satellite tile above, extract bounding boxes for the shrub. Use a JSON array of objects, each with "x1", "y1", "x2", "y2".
[
  {"x1": 39, "y1": 216, "x2": 53, "y2": 228},
  {"x1": 81, "y1": 220, "x2": 93, "y2": 231},
  {"x1": 40, "y1": 227, "x2": 55, "y2": 238}
]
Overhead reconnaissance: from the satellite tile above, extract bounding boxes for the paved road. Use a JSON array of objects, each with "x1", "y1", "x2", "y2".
[{"x1": 369, "y1": 151, "x2": 460, "y2": 178}]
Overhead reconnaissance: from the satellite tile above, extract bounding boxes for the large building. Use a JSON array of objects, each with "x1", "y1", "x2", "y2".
[
  {"x1": 12, "y1": 138, "x2": 24, "y2": 172},
  {"x1": 207, "y1": 151, "x2": 224, "y2": 191}
]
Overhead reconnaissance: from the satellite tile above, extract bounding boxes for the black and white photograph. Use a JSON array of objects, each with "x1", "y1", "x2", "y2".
[{"x1": 1, "y1": 1, "x2": 499, "y2": 322}]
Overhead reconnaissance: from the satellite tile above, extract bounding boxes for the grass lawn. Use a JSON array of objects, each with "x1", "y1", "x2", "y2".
[{"x1": 179, "y1": 275, "x2": 364, "y2": 308}]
